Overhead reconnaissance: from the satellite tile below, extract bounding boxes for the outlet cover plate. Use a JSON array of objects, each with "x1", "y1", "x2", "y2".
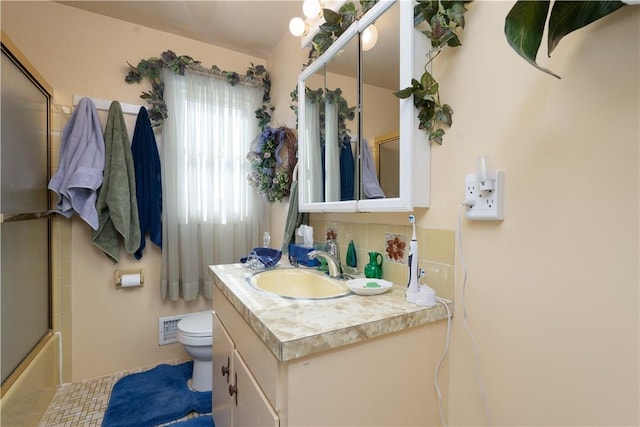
[{"x1": 465, "y1": 171, "x2": 504, "y2": 221}]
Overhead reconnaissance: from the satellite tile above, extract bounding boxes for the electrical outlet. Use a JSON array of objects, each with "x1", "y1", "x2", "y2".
[{"x1": 465, "y1": 171, "x2": 505, "y2": 220}]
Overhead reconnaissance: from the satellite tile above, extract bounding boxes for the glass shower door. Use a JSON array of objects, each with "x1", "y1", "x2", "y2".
[{"x1": 0, "y1": 43, "x2": 52, "y2": 385}]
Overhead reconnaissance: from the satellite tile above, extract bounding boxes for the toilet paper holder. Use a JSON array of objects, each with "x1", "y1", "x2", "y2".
[{"x1": 115, "y1": 269, "x2": 144, "y2": 288}]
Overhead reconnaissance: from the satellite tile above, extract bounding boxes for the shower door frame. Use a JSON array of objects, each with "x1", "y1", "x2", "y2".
[{"x1": 0, "y1": 31, "x2": 53, "y2": 395}]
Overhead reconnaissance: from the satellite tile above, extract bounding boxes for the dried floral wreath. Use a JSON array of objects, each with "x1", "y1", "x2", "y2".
[{"x1": 247, "y1": 126, "x2": 298, "y2": 203}]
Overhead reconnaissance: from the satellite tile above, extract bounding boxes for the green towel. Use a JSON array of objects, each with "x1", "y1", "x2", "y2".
[
  {"x1": 281, "y1": 180, "x2": 308, "y2": 253},
  {"x1": 93, "y1": 101, "x2": 141, "y2": 263}
]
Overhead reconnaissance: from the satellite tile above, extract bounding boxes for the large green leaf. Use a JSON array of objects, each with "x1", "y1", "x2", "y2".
[
  {"x1": 414, "y1": 1, "x2": 439, "y2": 27},
  {"x1": 447, "y1": 2, "x2": 468, "y2": 29},
  {"x1": 323, "y1": 9, "x2": 341, "y2": 25},
  {"x1": 394, "y1": 87, "x2": 414, "y2": 99},
  {"x1": 547, "y1": 1, "x2": 626, "y2": 54},
  {"x1": 505, "y1": 1, "x2": 561, "y2": 79}
]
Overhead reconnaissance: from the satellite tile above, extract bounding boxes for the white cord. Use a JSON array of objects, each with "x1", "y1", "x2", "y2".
[
  {"x1": 458, "y1": 203, "x2": 492, "y2": 426},
  {"x1": 434, "y1": 296, "x2": 451, "y2": 427}
]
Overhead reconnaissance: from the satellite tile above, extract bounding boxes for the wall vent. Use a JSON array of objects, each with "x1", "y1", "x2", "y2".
[{"x1": 158, "y1": 314, "x2": 188, "y2": 345}]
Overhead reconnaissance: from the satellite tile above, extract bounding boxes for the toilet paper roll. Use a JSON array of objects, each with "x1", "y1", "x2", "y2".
[{"x1": 120, "y1": 273, "x2": 141, "y2": 287}]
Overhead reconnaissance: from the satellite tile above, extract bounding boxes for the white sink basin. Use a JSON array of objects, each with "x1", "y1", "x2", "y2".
[{"x1": 249, "y1": 269, "x2": 351, "y2": 299}]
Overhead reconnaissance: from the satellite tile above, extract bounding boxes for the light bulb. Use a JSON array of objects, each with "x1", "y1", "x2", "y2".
[
  {"x1": 361, "y1": 25, "x2": 378, "y2": 51},
  {"x1": 302, "y1": 0, "x2": 322, "y2": 19},
  {"x1": 289, "y1": 17, "x2": 307, "y2": 37}
]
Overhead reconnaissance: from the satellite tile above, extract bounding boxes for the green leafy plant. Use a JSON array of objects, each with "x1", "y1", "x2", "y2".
[
  {"x1": 307, "y1": 1, "x2": 375, "y2": 62},
  {"x1": 289, "y1": 86, "x2": 355, "y2": 182},
  {"x1": 289, "y1": 86, "x2": 356, "y2": 143},
  {"x1": 307, "y1": 3, "x2": 357, "y2": 63},
  {"x1": 394, "y1": 1, "x2": 470, "y2": 145},
  {"x1": 302, "y1": 0, "x2": 467, "y2": 145},
  {"x1": 394, "y1": 72, "x2": 453, "y2": 145},
  {"x1": 125, "y1": 50, "x2": 273, "y2": 128},
  {"x1": 504, "y1": 1, "x2": 628, "y2": 79}
]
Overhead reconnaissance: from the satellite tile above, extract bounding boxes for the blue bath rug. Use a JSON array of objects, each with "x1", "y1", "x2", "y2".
[
  {"x1": 102, "y1": 361, "x2": 212, "y2": 427},
  {"x1": 171, "y1": 415, "x2": 215, "y2": 427}
]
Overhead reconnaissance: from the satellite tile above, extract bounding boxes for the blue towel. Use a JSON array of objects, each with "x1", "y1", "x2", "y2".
[
  {"x1": 131, "y1": 107, "x2": 162, "y2": 259},
  {"x1": 102, "y1": 362, "x2": 211, "y2": 427},
  {"x1": 171, "y1": 415, "x2": 215, "y2": 427},
  {"x1": 339, "y1": 136, "x2": 354, "y2": 201},
  {"x1": 48, "y1": 97, "x2": 105, "y2": 230},
  {"x1": 240, "y1": 247, "x2": 282, "y2": 268}
]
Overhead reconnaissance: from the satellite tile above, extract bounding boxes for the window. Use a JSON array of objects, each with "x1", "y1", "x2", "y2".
[{"x1": 161, "y1": 69, "x2": 265, "y2": 300}]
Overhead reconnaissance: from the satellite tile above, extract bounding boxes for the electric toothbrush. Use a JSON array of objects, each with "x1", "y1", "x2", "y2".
[{"x1": 406, "y1": 215, "x2": 420, "y2": 302}]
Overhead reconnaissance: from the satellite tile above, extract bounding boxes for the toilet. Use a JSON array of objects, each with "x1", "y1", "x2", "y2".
[{"x1": 177, "y1": 311, "x2": 213, "y2": 392}]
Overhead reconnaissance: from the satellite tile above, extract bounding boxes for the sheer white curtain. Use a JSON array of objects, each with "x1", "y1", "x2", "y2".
[
  {"x1": 161, "y1": 69, "x2": 265, "y2": 301},
  {"x1": 324, "y1": 99, "x2": 340, "y2": 202},
  {"x1": 304, "y1": 95, "x2": 322, "y2": 203}
]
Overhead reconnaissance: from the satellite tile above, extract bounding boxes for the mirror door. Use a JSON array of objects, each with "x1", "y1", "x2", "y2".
[
  {"x1": 360, "y1": 1, "x2": 400, "y2": 202},
  {"x1": 357, "y1": 0, "x2": 423, "y2": 212},
  {"x1": 299, "y1": 24, "x2": 359, "y2": 212},
  {"x1": 298, "y1": 0, "x2": 429, "y2": 212}
]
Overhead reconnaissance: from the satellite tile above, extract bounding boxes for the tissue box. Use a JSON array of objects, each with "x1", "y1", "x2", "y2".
[{"x1": 288, "y1": 244, "x2": 320, "y2": 267}]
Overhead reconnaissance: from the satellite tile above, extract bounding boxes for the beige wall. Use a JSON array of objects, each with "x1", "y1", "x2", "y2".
[
  {"x1": 1, "y1": 0, "x2": 266, "y2": 381},
  {"x1": 2, "y1": 1, "x2": 638, "y2": 425},
  {"x1": 436, "y1": 3, "x2": 638, "y2": 426},
  {"x1": 270, "y1": 2, "x2": 640, "y2": 426}
]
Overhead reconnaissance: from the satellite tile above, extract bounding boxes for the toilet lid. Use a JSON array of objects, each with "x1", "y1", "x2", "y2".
[{"x1": 177, "y1": 312, "x2": 212, "y2": 337}]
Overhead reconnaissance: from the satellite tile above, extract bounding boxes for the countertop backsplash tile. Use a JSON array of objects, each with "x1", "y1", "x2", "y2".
[{"x1": 309, "y1": 219, "x2": 455, "y2": 301}]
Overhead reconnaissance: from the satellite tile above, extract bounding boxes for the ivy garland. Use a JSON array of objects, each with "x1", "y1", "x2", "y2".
[
  {"x1": 125, "y1": 50, "x2": 289, "y2": 203},
  {"x1": 124, "y1": 50, "x2": 274, "y2": 129},
  {"x1": 394, "y1": 1, "x2": 470, "y2": 145},
  {"x1": 305, "y1": 0, "x2": 470, "y2": 145},
  {"x1": 290, "y1": 86, "x2": 356, "y2": 146}
]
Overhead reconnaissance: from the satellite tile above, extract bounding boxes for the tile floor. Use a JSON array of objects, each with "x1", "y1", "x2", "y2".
[{"x1": 39, "y1": 360, "x2": 212, "y2": 427}]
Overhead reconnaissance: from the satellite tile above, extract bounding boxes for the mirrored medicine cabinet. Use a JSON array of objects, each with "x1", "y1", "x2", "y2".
[{"x1": 297, "y1": 0, "x2": 431, "y2": 213}]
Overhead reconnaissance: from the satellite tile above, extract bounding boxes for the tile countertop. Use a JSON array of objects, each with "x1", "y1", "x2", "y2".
[{"x1": 209, "y1": 263, "x2": 453, "y2": 363}]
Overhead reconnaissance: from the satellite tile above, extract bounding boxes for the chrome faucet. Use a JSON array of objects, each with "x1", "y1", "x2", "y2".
[
  {"x1": 326, "y1": 239, "x2": 341, "y2": 270},
  {"x1": 308, "y1": 250, "x2": 341, "y2": 278}
]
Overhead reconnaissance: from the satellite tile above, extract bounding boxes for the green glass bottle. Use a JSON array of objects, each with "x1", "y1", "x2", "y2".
[{"x1": 346, "y1": 240, "x2": 357, "y2": 268}]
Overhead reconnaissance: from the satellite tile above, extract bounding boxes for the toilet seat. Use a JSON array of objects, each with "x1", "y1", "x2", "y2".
[{"x1": 177, "y1": 311, "x2": 212, "y2": 346}]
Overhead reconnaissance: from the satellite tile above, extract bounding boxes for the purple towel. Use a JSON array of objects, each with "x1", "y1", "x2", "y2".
[{"x1": 48, "y1": 97, "x2": 105, "y2": 230}]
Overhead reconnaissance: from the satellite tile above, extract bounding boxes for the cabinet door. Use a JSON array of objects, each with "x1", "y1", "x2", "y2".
[
  {"x1": 297, "y1": 0, "x2": 430, "y2": 213},
  {"x1": 212, "y1": 313, "x2": 234, "y2": 427},
  {"x1": 233, "y1": 350, "x2": 279, "y2": 427}
]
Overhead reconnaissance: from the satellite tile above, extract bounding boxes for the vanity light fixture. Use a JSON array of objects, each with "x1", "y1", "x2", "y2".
[
  {"x1": 289, "y1": 0, "x2": 321, "y2": 37},
  {"x1": 302, "y1": 0, "x2": 322, "y2": 19},
  {"x1": 361, "y1": 24, "x2": 378, "y2": 51},
  {"x1": 289, "y1": 0, "x2": 347, "y2": 42},
  {"x1": 289, "y1": 16, "x2": 308, "y2": 37}
]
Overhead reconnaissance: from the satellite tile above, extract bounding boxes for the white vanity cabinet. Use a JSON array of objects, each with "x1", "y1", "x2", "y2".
[
  {"x1": 212, "y1": 311, "x2": 279, "y2": 427},
  {"x1": 211, "y1": 278, "x2": 450, "y2": 427}
]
